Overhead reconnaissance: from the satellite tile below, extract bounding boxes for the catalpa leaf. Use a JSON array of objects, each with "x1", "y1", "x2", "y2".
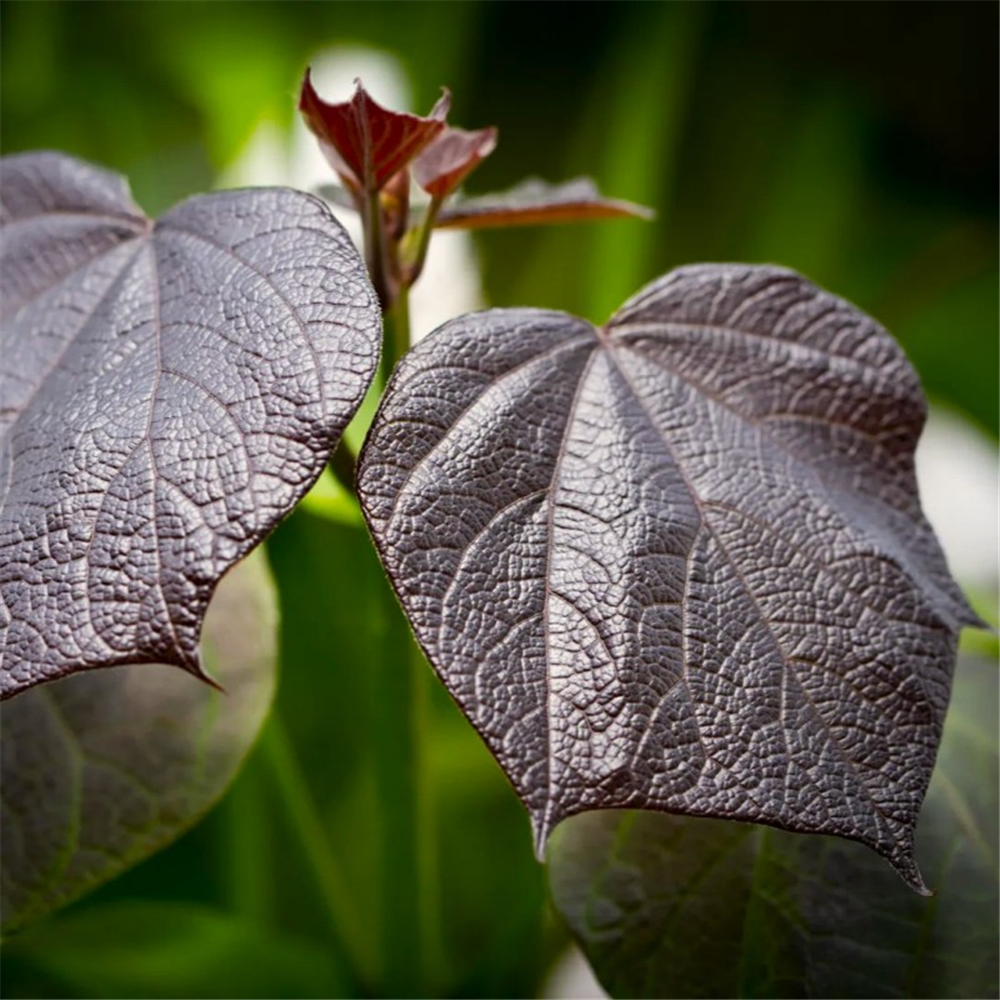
[
  {"x1": 434, "y1": 177, "x2": 653, "y2": 230},
  {"x1": 1, "y1": 551, "x2": 277, "y2": 933},
  {"x1": 0, "y1": 152, "x2": 380, "y2": 697},
  {"x1": 357, "y1": 264, "x2": 982, "y2": 891},
  {"x1": 413, "y1": 125, "x2": 498, "y2": 201},
  {"x1": 547, "y1": 656, "x2": 999, "y2": 1000},
  {"x1": 299, "y1": 70, "x2": 449, "y2": 192}
]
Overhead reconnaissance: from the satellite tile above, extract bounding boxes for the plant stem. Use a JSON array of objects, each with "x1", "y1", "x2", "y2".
[
  {"x1": 369, "y1": 292, "x2": 442, "y2": 995},
  {"x1": 327, "y1": 439, "x2": 357, "y2": 495},
  {"x1": 364, "y1": 186, "x2": 390, "y2": 309},
  {"x1": 259, "y1": 713, "x2": 374, "y2": 990},
  {"x1": 379, "y1": 283, "x2": 411, "y2": 388},
  {"x1": 404, "y1": 196, "x2": 443, "y2": 288}
]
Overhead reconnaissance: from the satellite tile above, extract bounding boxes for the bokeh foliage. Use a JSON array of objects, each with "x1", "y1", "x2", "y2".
[{"x1": 2, "y1": 1, "x2": 995, "y2": 429}]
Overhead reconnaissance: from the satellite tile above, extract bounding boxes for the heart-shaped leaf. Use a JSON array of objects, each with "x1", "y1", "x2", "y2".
[
  {"x1": 358, "y1": 264, "x2": 981, "y2": 891},
  {"x1": 0, "y1": 550, "x2": 277, "y2": 933},
  {"x1": 0, "y1": 152, "x2": 380, "y2": 697},
  {"x1": 434, "y1": 177, "x2": 653, "y2": 230},
  {"x1": 547, "y1": 655, "x2": 999, "y2": 1000}
]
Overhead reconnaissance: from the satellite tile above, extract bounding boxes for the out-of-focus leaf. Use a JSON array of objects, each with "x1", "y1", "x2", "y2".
[
  {"x1": 435, "y1": 177, "x2": 653, "y2": 230},
  {"x1": 413, "y1": 126, "x2": 498, "y2": 201},
  {"x1": 298, "y1": 70, "x2": 448, "y2": 192},
  {"x1": 264, "y1": 506, "x2": 398, "y2": 978},
  {"x1": 267, "y1": 503, "x2": 562, "y2": 997},
  {"x1": 548, "y1": 656, "x2": 999, "y2": 1000},
  {"x1": 358, "y1": 264, "x2": 981, "y2": 892},
  {"x1": 0, "y1": 152, "x2": 380, "y2": 697},
  {"x1": 1, "y1": 901, "x2": 347, "y2": 999},
  {"x1": 0, "y1": 551, "x2": 277, "y2": 933}
]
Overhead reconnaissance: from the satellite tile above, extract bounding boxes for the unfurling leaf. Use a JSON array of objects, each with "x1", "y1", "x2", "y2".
[
  {"x1": 547, "y1": 657, "x2": 999, "y2": 1000},
  {"x1": 0, "y1": 152, "x2": 381, "y2": 697},
  {"x1": 1, "y1": 551, "x2": 277, "y2": 933},
  {"x1": 358, "y1": 264, "x2": 982, "y2": 891},
  {"x1": 413, "y1": 126, "x2": 498, "y2": 201},
  {"x1": 299, "y1": 70, "x2": 449, "y2": 192},
  {"x1": 434, "y1": 177, "x2": 654, "y2": 229}
]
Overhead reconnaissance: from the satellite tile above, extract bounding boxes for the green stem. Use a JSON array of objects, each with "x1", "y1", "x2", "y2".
[
  {"x1": 364, "y1": 185, "x2": 389, "y2": 309},
  {"x1": 404, "y1": 196, "x2": 443, "y2": 288},
  {"x1": 259, "y1": 713, "x2": 374, "y2": 990},
  {"x1": 327, "y1": 439, "x2": 357, "y2": 496},
  {"x1": 369, "y1": 293, "x2": 442, "y2": 995},
  {"x1": 361, "y1": 191, "x2": 440, "y2": 996},
  {"x1": 379, "y1": 284, "x2": 411, "y2": 388}
]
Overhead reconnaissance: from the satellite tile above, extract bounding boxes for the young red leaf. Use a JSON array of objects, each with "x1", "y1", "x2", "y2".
[
  {"x1": 435, "y1": 177, "x2": 654, "y2": 230},
  {"x1": 299, "y1": 69, "x2": 449, "y2": 192},
  {"x1": 413, "y1": 126, "x2": 498, "y2": 201}
]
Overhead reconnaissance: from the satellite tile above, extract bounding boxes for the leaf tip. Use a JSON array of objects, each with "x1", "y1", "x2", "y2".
[
  {"x1": 885, "y1": 841, "x2": 931, "y2": 896},
  {"x1": 465, "y1": 125, "x2": 499, "y2": 164},
  {"x1": 182, "y1": 651, "x2": 226, "y2": 696},
  {"x1": 431, "y1": 86, "x2": 452, "y2": 121},
  {"x1": 531, "y1": 803, "x2": 562, "y2": 862},
  {"x1": 298, "y1": 65, "x2": 317, "y2": 110},
  {"x1": 198, "y1": 670, "x2": 227, "y2": 697}
]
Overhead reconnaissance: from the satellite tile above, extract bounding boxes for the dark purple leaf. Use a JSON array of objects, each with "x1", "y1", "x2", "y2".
[
  {"x1": 357, "y1": 264, "x2": 982, "y2": 891},
  {"x1": 548, "y1": 657, "x2": 999, "y2": 999},
  {"x1": 0, "y1": 152, "x2": 380, "y2": 698},
  {"x1": 435, "y1": 177, "x2": 653, "y2": 230},
  {"x1": 413, "y1": 125, "x2": 498, "y2": 201},
  {"x1": 299, "y1": 70, "x2": 449, "y2": 192}
]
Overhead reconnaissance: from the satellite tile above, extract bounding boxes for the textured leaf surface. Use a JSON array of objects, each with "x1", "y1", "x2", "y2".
[
  {"x1": 358, "y1": 264, "x2": 980, "y2": 890},
  {"x1": 547, "y1": 656, "x2": 999, "y2": 1000},
  {"x1": 0, "y1": 152, "x2": 380, "y2": 696},
  {"x1": 434, "y1": 177, "x2": 653, "y2": 229},
  {"x1": 0, "y1": 551, "x2": 277, "y2": 932}
]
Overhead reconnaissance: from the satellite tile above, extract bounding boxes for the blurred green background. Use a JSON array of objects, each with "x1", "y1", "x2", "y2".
[
  {"x1": 2, "y1": 2, "x2": 996, "y2": 998},
  {"x1": 3, "y1": 0, "x2": 996, "y2": 433}
]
